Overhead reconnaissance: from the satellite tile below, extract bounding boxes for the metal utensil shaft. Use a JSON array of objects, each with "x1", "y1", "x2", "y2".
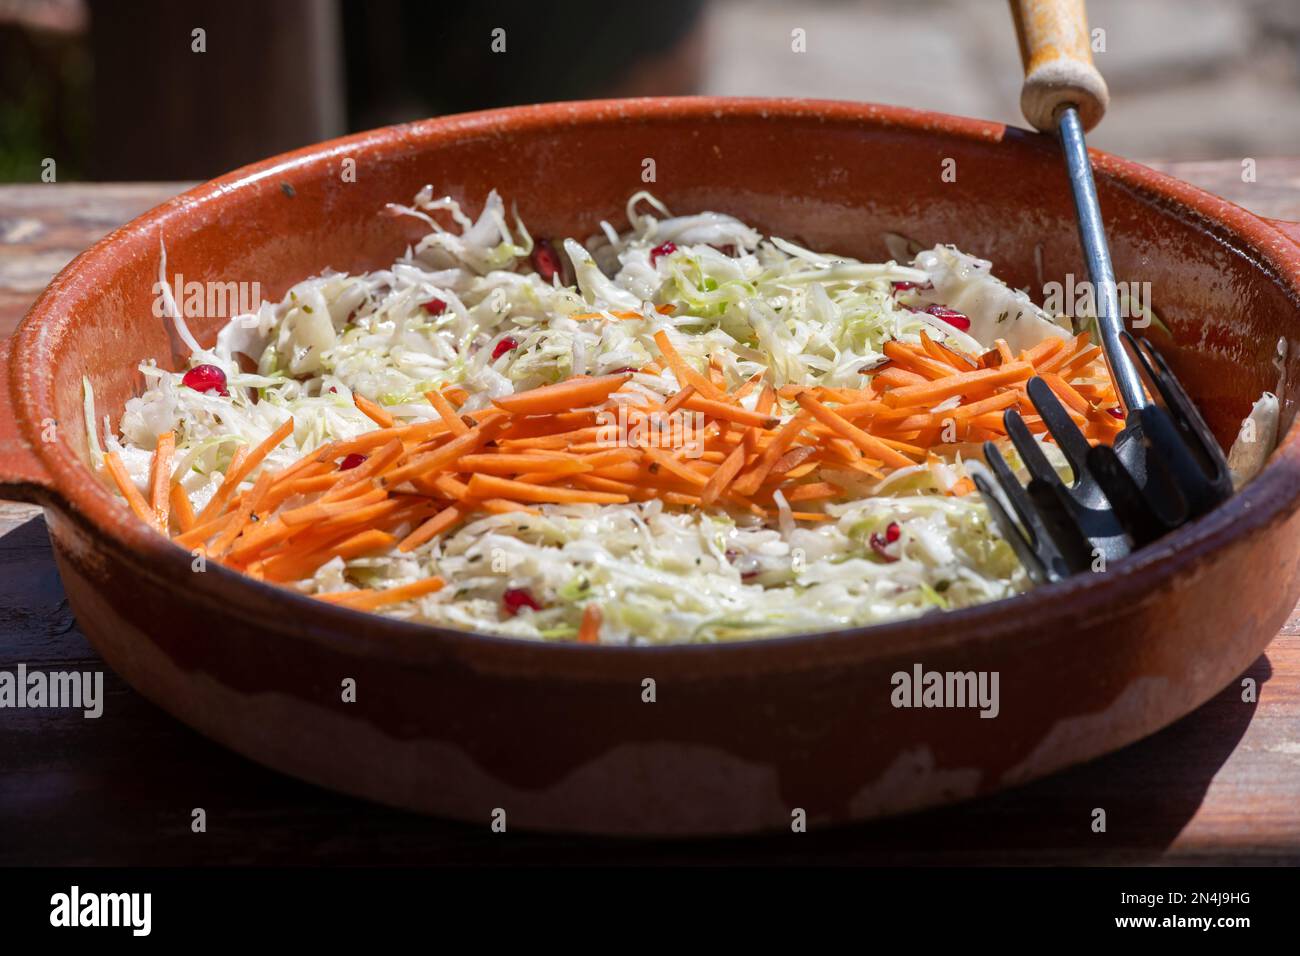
[{"x1": 1057, "y1": 106, "x2": 1149, "y2": 411}]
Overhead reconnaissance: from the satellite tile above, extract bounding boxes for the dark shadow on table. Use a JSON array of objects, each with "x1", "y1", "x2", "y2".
[{"x1": 0, "y1": 514, "x2": 1270, "y2": 865}]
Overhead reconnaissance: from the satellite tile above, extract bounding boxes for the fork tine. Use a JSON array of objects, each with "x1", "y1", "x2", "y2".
[
  {"x1": 1003, "y1": 407, "x2": 1062, "y2": 487},
  {"x1": 979, "y1": 441, "x2": 1071, "y2": 582},
  {"x1": 1123, "y1": 332, "x2": 1233, "y2": 514},
  {"x1": 973, "y1": 472, "x2": 1051, "y2": 583},
  {"x1": 1026, "y1": 376, "x2": 1092, "y2": 478}
]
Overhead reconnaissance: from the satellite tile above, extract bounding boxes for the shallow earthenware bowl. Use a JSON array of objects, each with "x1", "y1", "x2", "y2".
[{"x1": 3, "y1": 98, "x2": 1299, "y2": 835}]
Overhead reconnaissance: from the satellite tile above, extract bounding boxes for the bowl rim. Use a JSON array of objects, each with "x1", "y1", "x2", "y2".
[{"x1": 13, "y1": 95, "x2": 1300, "y2": 667}]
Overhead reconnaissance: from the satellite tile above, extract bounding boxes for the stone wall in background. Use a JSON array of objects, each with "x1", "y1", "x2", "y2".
[{"x1": 703, "y1": 0, "x2": 1300, "y2": 160}]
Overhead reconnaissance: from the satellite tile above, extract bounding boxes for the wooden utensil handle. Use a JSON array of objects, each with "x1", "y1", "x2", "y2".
[{"x1": 1010, "y1": 0, "x2": 1109, "y2": 132}]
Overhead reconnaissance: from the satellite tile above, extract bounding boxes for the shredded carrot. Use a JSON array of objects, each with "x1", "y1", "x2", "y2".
[
  {"x1": 104, "y1": 451, "x2": 156, "y2": 529},
  {"x1": 319, "y1": 575, "x2": 445, "y2": 610},
  {"x1": 578, "y1": 603, "x2": 602, "y2": 644},
  {"x1": 398, "y1": 505, "x2": 464, "y2": 552},
  {"x1": 492, "y1": 373, "x2": 631, "y2": 416},
  {"x1": 796, "y1": 392, "x2": 916, "y2": 469},
  {"x1": 148, "y1": 432, "x2": 175, "y2": 530},
  {"x1": 168, "y1": 481, "x2": 196, "y2": 533},
  {"x1": 652, "y1": 329, "x2": 724, "y2": 400},
  {"x1": 425, "y1": 389, "x2": 470, "y2": 436},
  {"x1": 465, "y1": 473, "x2": 629, "y2": 505},
  {"x1": 354, "y1": 392, "x2": 395, "y2": 428},
  {"x1": 880, "y1": 362, "x2": 1033, "y2": 408}
]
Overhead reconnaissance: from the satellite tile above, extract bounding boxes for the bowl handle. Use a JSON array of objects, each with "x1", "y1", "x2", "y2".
[{"x1": 0, "y1": 337, "x2": 56, "y2": 505}]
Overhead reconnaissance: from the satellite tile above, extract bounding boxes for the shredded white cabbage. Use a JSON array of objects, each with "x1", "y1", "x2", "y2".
[{"x1": 102, "y1": 190, "x2": 1086, "y2": 645}]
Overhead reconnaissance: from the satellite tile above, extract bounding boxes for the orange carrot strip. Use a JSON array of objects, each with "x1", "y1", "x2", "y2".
[
  {"x1": 455, "y1": 454, "x2": 589, "y2": 476},
  {"x1": 323, "y1": 576, "x2": 447, "y2": 610},
  {"x1": 883, "y1": 340, "x2": 954, "y2": 380},
  {"x1": 681, "y1": 395, "x2": 779, "y2": 430},
  {"x1": 700, "y1": 441, "x2": 749, "y2": 506},
  {"x1": 652, "y1": 330, "x2": 724, "y2": 401},
  {"x1": 425, "y1": 389, "x2": 470, "y2": 436},
  {"x1": 572, "y1": 474, "x2": 642, "y2": 496},
  {"x1": 380, "y1": 416, "x2": 510, "y2": 487},
  {"x1": 796, "y1": 392, "x2": 916, "y2": 469},
  {"x1": 881, "y1": 362, "x2": 1033, "y2": 408},
  {"x1": 210, "y1": 471, "x2": 274, "y2": 558},
  {"x1": 104, "y1": 451, "x2": 156, "y2": 528},
  {"x1": 578, "y1": 603, "x2": 602, "y2": 644},
  {"x1": 398, "y1": 505, "x2": 465, "y2": 552},
  {"x1": 169, "y1": 482, "x2": 196, "y2": 533},
  {"x1": 1041, "y1": 372, "x2": 1091, "y2": 415},
  {"x1": 784, "y1": 481, "x2": 843, "y2": 502},
  {"x1": 492, "y1": 374, "x2": 631, "y2": 416},
  {"x1": 732, "y1": 413, "x2": 811, "y2": 496},
  {"x1": 642, "y1": 447, "x2": 709, "y2": 488},
  {"x1": 353, "y1": 392, "x2": 395, "y2": 428},
  {"x1": 194, "y1": 446, "x2": 249, "y2": 524},
  {"x1": 872, "y1": 366, "x2": 929, "y2": 389},
  {"x1": 148, "y1": 432, "x2": 175, "y2": 529},
  {"x1": 1023, "y1": 337, "x2": 1067, "y2": 367},
  {"x1": 196, "y1": 417, "x2": 295, "y2": 523},
  {"x1": 261, "y1": 529, "x2": 398, "y2": 583},
  {"x1": 478, "y1": 498, "x2": 540, "y2": 516},
  {"x1": 465, "y1": 473, "x2": 629, "y2": 504},
  {"x1": 661, "y1": 384, "x2": 697, "y2": 415}
]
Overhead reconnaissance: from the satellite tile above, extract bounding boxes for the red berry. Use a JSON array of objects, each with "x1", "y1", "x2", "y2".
[
  {"x1": 869, "y1": 522, "x2": 902, "y2": 562},
  {"x1": 503, "y1": 587, "x2": 541, "y2": 615},
  {"x1": 182, "y1": 364, "x2": 228, "y2": 396},
  {"x1": 422, "y1": 297, "x2": 447, "y2": 315},
  {"x1": 924, "y1": 304, "x2": 971, "y2": 332},
  {"x1": 649, "y1": 241, "x2": 676, "y2": 265},
  {"x1": 491, "y1": 337, "x2": 518, "y2": 360},
  {"x1": 531, "y1": 238, "x2": 562, "y2": 283},
  {"x1": 339, "y1": 453, "x2": 367, "y2": 471}
]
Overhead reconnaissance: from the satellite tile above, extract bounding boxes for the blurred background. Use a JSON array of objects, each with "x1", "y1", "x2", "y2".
[{"x1": 2, "y1": 0, "x2": 1300, "y2": 182}]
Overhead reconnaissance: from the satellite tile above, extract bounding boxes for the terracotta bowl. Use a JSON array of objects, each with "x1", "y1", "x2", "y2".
[{"x1": 3, "y1": 98, "x2": 1299, "y2": 836}]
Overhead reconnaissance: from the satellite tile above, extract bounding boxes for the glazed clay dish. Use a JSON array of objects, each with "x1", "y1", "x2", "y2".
[{"x1": 2, "y1": 98, "x2": 1299, "y2": 835}]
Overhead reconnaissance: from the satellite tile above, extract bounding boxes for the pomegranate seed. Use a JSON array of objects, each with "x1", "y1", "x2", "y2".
[
  {"x1": 924, "y1": 304, "x2": 971, "y2": 332},
  {"x1": 328, "y1": 386, "x2": 338, "y2": 393},
  {"x1": 182, "y1": 364, "x2": 228, "y2": 396},
  {"x1": 503, "y1": 587, "x2": 541, "y2": 615},
  {"x1": 531, "y1": 238, "x2": 562, "y2": 282},
  {"x1": 869, "y1": 522, "x2": 902, "y2": 562},
  {"x1": 422, "y1": 297, "x2": 447, "y2": 315},
  {"x1": 339, "y1": 453, "x2": 367, "y2": 471},
  {"x1": 1107, "y1": 406, "x2": 1125, "y2": 419},
  {"x1": 491, "y1": 337, "x2": 518, "y2": 360},
  {"x1": 892, "y1": 281, "x2": 919, "y2": 292},
  {"x1": 649, "y1": 241, "x2": 677, "y2": 265}
]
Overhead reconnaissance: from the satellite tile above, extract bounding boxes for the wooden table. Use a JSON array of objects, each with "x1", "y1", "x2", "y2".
[{"x1": 2, "y1": 164, "x2": 1298, "y2": 865}]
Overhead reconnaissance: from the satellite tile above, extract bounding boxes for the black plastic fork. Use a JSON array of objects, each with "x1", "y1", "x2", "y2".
[{"x1": 973, "y1": 108, "x2": 1234, "y2": 584}]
